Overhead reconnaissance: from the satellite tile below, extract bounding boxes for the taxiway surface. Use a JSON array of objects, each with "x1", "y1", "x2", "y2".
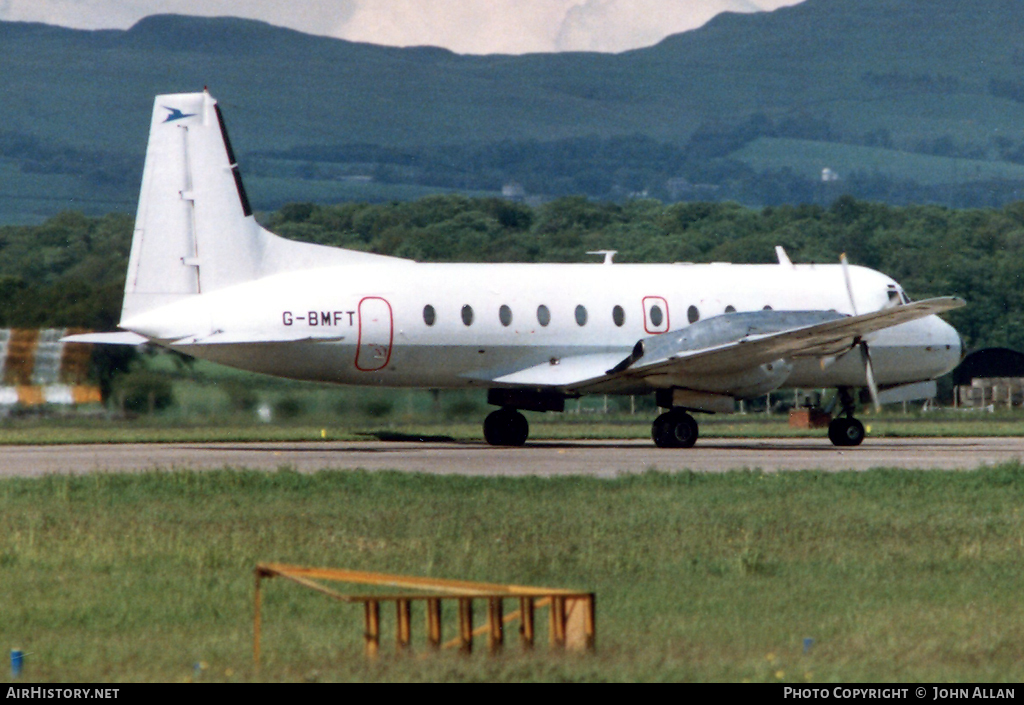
[{"x1": 0, "y1": 437, "x2": 1020, "y2": 477}]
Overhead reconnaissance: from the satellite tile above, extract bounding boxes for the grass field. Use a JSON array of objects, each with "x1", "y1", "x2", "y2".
[{"x1": 1, "y1": 466, "x2": 1023, "y2": 682}]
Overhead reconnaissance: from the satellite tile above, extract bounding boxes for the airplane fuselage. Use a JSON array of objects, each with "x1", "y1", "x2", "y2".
[
  {"x1": 124, "y1": 259, "x2": 962, "y2": 397},
  {"x1": 75, "y1": 91, "x2": 965, "y2": 449}
]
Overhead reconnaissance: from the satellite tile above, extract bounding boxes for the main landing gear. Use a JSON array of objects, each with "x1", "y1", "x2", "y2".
[
  {"x1": 483, "y1": 407, "x2": 529, "y2": 446},
  {"x1": 652, "y1": 409, "x2": 699, "y2": 448},
  {"x1": 827, "y1": 387, "x2": 865, "y2": 447}
]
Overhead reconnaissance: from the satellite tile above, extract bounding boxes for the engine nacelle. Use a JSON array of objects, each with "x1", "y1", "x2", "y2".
[{"x1": 654, "y1": 358, "x2": 793, "y2": 398}]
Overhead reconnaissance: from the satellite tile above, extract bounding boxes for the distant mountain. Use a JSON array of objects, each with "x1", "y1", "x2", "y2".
[{"x1": 1, "y1": 0, "x2": 1023, "y2": 221}]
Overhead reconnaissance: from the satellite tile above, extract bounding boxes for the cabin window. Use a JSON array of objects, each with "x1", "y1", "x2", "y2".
[
  {"x1": 612, "y1": 305, "x2": 625, "y2": 327},
  {"x1": 650, "y1": 305, "x2": 664, "y2": 328},
  {"x1": 575, "y1": 305, "x2": 588, "y2": 326},
  {"x1": 642, "y1": 296, "x2": 669, "y2": 334},
  {"x1": 423, "y1": 305, "x2": 436, "y2": 326},
  {"x1": 725, "y1": 305, "x2": 736, "y2": 313},
  {"x1": 461, "y1": 305, "x2": 474, "y2": 326},
  {"x1": 537, "y1": 305, "x2": 551, "y2": 327},
  {"x1": 499, "y1": 305, "x2": 513, "y2": 327},
  {"x1": 687, "y1": 305, "x2": 700, "y2": 324}
]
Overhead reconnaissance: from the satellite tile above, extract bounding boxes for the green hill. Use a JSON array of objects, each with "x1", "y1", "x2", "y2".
[
  {"x1": 631, "y1": 0, "x2": 1024, "y2": 143},
  {"x1": 732, "y1": 138, "x2": 1024, "y2": 185},
  {"x1": 2, "y1": 0, "x2": 1024, "y2": 221}
]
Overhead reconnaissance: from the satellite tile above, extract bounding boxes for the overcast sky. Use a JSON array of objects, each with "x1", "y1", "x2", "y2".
[{"x1": 0, "y1": 0, "x2": 806, "y2": 54}]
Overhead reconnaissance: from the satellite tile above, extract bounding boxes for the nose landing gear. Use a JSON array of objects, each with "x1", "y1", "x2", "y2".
[
  {"x1": 827, "y1": 387, "x2": 866, "y2": 447},
  {"x1": 828, "y1": 416, "x2": 866, "y2": 446}
]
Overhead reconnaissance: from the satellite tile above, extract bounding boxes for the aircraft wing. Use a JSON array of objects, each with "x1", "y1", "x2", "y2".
[
  {"x1": 488, "y1": 297, "x2": 963, "y2": 392},
  {"x1": 62, "y1": 332, "x2": 150, "y2": 345},
  {"x1": 620, "y1": 296, "x2": 964, "y2": 378},
  {"x1": 489, "y1": 353, "x2": 629, "y2": 387}
]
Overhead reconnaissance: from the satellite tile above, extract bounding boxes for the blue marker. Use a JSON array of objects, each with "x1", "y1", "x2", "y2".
[{"x1": 11, "y1": 649, "x2": 23, "y2": 677}]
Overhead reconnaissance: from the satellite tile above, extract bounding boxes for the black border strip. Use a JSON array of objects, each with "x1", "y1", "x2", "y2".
[{"x1": 214, "y1": 103, "x2": 253, "y2": 217}]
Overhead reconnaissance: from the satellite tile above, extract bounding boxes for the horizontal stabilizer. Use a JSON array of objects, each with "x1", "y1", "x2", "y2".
[
  {"x1": 170, "y1": 331, "x2": 346, "y2": 346},
  {"x1": 61, "y1": 332, "x2": 150, "y2": 346}
]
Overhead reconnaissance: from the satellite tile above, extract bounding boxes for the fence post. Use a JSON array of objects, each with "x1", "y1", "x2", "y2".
[
  {"x1": 488, "y1": 597, "x2": 504, "y2": 654},
  {"x1": 550, "y1": 596, "x2": 566, "y2": 649},
  {"x1": 426, "y1": 598, "x2": 442, "y2": 650},
  {"x1": 396, "y1": 599, "x2": 411, "y2": 652},
  {"x1": 458, "y1": 598, "x2": 474, "y2": 654},
  {"x1": 520, "y1": 597, "x2": 535, "y2": 650},
  {"x1": 565, "y1": 595, "x2": 596, "y2": 652},
  {"x1": 364, "y1": 600, "x2": 380, "y2": 658}
]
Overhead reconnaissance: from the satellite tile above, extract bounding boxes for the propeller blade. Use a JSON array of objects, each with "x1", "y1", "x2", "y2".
[
  {"x1": 843, "y1": 253, "x2": 878, "y2": 411},
  {"x1": 840, "y1": 252, "x2": 858, "y2": 316},
  {"x1": 859, "y1": 341, "x2": 881, "y2": 413}
]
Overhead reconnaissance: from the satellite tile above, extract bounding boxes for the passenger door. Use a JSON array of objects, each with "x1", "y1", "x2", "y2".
[{"x1": 355, "y1": 297, "x2": 393, "y2": 371}]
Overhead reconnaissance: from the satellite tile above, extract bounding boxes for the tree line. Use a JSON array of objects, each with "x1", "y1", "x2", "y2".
[
  {"x1": 249, "y1": 111, "x2": 1024, "y2": 209},
  {"x1": 2, "y1": 195, "x2": 1022, "y2": 356}
]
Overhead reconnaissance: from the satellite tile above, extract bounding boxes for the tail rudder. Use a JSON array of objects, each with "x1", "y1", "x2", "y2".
[
  {"x1": 121, "y1": 91, "x2": 414, "y2": 329},
  {"x1": 122, "y1": 91, "x2": 262, "y2": 321}
]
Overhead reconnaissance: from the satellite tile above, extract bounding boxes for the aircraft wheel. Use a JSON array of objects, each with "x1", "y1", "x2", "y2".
[
  {"x1": 828, "y1": 417, "x2": 865, "y2": 447},
  {"x1": 483, "y1": 408, "x2": 529, "y2": 447},
  {"x1": 652, "y1": 410, "x2": 699, "y2": 448}
]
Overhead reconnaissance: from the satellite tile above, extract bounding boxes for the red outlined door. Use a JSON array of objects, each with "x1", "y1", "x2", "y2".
[
  {"x1": 642, "y1": 296, "x2": 670, "y2": 334},
  {"x1": 355, "y1": 297, "x2": 393, "y2": 371}
]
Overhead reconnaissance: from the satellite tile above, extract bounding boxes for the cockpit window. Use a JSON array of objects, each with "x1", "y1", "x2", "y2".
[{"x1": 887, "y1": 285, "x2": 911, "y2": 306}]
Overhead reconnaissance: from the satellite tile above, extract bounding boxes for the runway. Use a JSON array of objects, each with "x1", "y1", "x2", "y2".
[{"x1": 0, "y1": 437, "x2": 1022, "y2": 477}]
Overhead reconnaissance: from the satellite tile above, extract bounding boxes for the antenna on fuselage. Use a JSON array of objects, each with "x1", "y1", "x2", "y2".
[
  {"x1": 587, "y1": 250, "x2": 617, "y2": 265},
  {"x1": 775, "y1": 246, "x2": 794, "y2": 268}
]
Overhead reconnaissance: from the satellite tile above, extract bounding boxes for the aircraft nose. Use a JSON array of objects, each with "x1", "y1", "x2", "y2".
[{"x1": 930, "y1": 316, "x2": 963, "y2": 377}]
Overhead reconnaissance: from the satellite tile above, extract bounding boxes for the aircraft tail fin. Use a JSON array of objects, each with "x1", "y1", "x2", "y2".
[
  {"x1": 123, "y1": 91, "x2": 263, "y2": 321},
  {"x1": 122, "y1": 91, "x2": 407, "y2": 324}
]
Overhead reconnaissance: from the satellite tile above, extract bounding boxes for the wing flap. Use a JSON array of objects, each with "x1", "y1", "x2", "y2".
[{"x1": 489, "y1": 353, "x2": 627, "y2": 387}]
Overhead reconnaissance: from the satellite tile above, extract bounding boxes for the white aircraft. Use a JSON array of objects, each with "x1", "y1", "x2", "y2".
[{"x1": 68, "y1": 92, "x2": 965, "y2": 448}]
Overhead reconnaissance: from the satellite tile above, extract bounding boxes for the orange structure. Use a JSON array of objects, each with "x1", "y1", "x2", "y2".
[
  {"x1": 788, "y1": 408, "x2": 832, "y2": 428},
  {"x1": 253, "y1": 563, "x2": 595, "y2": 668},
  {"x1": 0, "y1": 329, "x2": 101, "y2": 406}
]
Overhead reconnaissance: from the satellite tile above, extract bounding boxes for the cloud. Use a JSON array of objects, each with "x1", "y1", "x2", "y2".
[
  {"x1": 336, "y1": 0, "x2": 804, "y2": 54},
  {"x1": 0, "y1": 0, "x2": 806, "y2": 53},
  {"x1": 335, "y1": 0, "x2": 573, "y2": 55},
  {"x1": 555, "y1": 0, "x2": 762, "y2": 52}
]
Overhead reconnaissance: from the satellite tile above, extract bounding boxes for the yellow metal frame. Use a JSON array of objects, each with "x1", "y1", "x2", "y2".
[{"x1": 253, "y1": 563, "x2": 595, "y2": 668}]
